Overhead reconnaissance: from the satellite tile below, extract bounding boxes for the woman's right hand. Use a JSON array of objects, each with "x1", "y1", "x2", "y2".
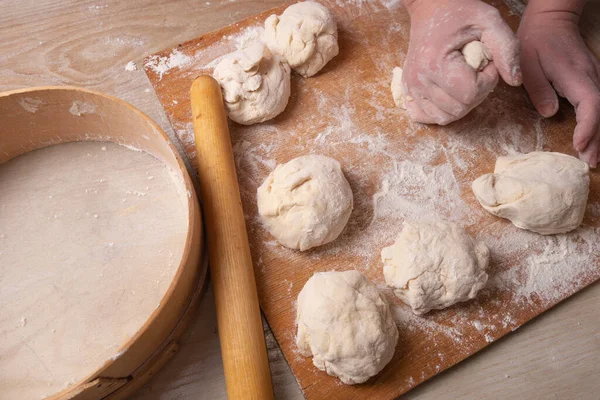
[{"x1": 402, "y1": 0, "x2": 521, "y2": 125}]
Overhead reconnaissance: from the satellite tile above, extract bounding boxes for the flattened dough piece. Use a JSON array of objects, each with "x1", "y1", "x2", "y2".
[{"x1": 472, "y1": 152, "x2": 590, "y2": 235}]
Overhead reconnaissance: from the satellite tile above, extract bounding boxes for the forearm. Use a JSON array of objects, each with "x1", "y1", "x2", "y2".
[{"x1": 403, "y1": 0, "x2": 469, "y2": 15}]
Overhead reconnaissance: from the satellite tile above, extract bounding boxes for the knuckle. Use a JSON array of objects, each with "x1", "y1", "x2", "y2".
[
  {"x1": 452, "y1": 105, "x2": 469, "y2": 118},
  {"x1": 485, "y1": 7, "x2": 503, "y2": 24},
  {"x1": 461, "y1": 85, "x2": 480, "y2": 104},
  {"x1": 435, "y1": 110, "x2": 459, "y2": 125},
  {"x1": 580, "y1": 63, "x2": 596, "y2": 78}
]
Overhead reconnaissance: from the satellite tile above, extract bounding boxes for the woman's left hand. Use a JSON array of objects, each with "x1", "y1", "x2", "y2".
[{"x1": 518, "y1": 2, "x2": 600, "y2": 167}]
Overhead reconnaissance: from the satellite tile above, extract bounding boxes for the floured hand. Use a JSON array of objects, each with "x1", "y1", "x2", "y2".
[
  {"x1": 518, "y1": 0, "x2": 600, "y2": 168},
  {"x1": 402, "y1": 0, "x2": 521, "y2": 125}
]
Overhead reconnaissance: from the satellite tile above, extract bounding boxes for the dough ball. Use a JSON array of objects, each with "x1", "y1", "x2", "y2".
[
  {"x1": 461, "y1": 40, "x2": 492, "y2": 71},
  {"x1": 472, "y1": 152, "x2": 590, "y2": 235},
  {"x1": 264, "y1": 1, "x2": 339, "y2": 77},
  {"x1": 213, "y1": 41, "x2": 291, "y2": 125},
  {"x1": 390, "y1": 66, "x2": 407, "y2": 109},
  {"x1": 381, "y1": 221, "x2": 489, "y2": 315},
  {"x1": 257, "y1": 155, "x2": 353, "y2": 251},
  {"x1": 296, "y1": 270, "x2": 399, "y2": 385}
]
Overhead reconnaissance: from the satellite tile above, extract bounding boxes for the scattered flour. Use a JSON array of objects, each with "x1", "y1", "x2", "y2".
[
  {"x1": 18, "y1": 97, "x2": 44, "y2": 113},
  {"x1": 486, "y1": 226, "x2": 600, "y2": 306},
  {"x1": 145, "y1": 49, "x2": 193, "y2": 80},
  {"x1": 392, "y1": 305, "x2": 465, "y2": 345},
  {"x1": 125, "y1": 61, "x2": 137, "y2": 71},
  {"x1": 69, "y1": 101, "x2": 97, "y2": 116},
  {"x1": 588, "y1": 202, "x2": 600, "y2": 218},
  {"x1": 88, "y1": 4, "x2": 108, "y2": 13}
]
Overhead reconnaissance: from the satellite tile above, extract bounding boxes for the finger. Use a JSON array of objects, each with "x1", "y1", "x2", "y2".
[
  {"x1": 520, "y1": 47, "x2": 559, "y2": 117},
  {"x1": 556, "y1": 72, "x2": 600, "y2": 152},
  {"x1": 404, "y1": 98, "x2": 437, "y2": 124},
  {"x1": 592, "y1": 56, "x2": 600, "y2": 87},
  {"x1": 480, "y1": 10, "x2": 522, "y2": 86},
  {"x1": 417, "y1": 97, "x2": 456, "y2": 125},
  {"x1": 434, "y1": 56, "x2": 497, "y2": 105},
  {"x1": 424, "y1": 84, "x2": 468, "y2": 117},
  {"x1": 579, "y1": 129, "x2": 600, "y2": 168},
  {"x1": 574, "y1": 94, "x2": 600, "y2": 152},
  {"x1": 477, "y1": 62, "x2": 500, "y2": 98}
]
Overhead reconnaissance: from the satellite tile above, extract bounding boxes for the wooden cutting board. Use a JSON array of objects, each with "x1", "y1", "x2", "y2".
[{"x1": 144, "y1": 1, "x2": 600, "y2": 399}]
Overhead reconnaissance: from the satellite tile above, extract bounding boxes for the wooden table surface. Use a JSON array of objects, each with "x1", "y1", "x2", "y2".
[{"x1": 1, "y1": 1, "x2": 598, "y2": 399}]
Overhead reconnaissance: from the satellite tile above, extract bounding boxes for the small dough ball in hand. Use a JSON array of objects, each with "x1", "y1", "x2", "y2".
[
  {"x1": 264, "y1": 1, "x2": 339, "y2": 77},
  {"x1": 213, "y1": 41, "x2": 291, "y2": 125},
  {"x1": 472, "y1": 152, "x2": 590, "y2": 235},
  {"x1": 257, "y1": 155, "x2": 353, "y2": 251},
  {"x1": 461, "y1": 40, "x2": 493, "y2": 71},
  {"x1": 382, "y1": 221, "x2": 489, "y2": 315},
  {"x1": 296, "y1": 270, "x2": 399, "y2": 385}
]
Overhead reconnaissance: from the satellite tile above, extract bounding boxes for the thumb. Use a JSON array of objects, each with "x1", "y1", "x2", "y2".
[{"x1": 480, "y1": 13, "x2": 522, "y2": 86}]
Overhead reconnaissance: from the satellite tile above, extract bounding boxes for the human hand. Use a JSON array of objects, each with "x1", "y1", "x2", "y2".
[
  {"x1": 402, "y1": 0, "x2": 521, "y2": 125},
  {"x1": 518, "y1": 1, "x2": 600, "y2": 167}
]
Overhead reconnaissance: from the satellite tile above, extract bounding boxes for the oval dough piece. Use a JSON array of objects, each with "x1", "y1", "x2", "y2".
[
  {"x1": 472, "y1": 152, "x2": 590, "y2": 235},
  {"x1": 390, "y1": 66, "x2": 406, "y2": 109},
  {"x1": 296, "y1": 270, "x2": 399, "y2": 385},
  {"x1": 213, "y1": 41, "x2": 291, "y2": 125},
  {"x1": 257, "y1": 154, "x2": 353, "y2": 251},
  {"x1": 264, "y1": 1, "x2": 339, "y2": 77},
  {"x1": 381, "y1": 220, "x2": 489, "y2": 315}
]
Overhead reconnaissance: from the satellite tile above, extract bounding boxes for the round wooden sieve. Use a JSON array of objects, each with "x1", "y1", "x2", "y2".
[{"x1": 0, "y1": 86, "x2": 207, "y2": 400}]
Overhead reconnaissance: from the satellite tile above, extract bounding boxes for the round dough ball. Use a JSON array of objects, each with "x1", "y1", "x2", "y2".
[
  {"x1": 472, "y1": 152, "x2": 590, "y2": 235},
  {"x1": 257, "y1": 155, "x2": 353, "y2": 251},
  {"x1": 212, "y1": 41, "x2": 291, "y2": 125},
  {"x1": 296, "y1": 270, "x2": 399, "y2": 385},
  {"x1": 264, "y1": 1, "x2": 339, "y2": 77},
  {"x1": 381, "y1": 220, "x2": 489, "y2": 315},
  {"x1": 461, "y1": 40, "x2": 492, "y2": 71}
]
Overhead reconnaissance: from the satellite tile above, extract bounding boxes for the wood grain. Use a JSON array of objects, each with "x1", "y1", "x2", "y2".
[{"x1": 1, "y1": 1, "x2": 599, "y2": 399}]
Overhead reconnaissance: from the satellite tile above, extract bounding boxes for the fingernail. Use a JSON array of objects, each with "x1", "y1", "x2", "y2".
[
  {"x1": 579, "y1": 152, "x2": 597, "y2": 168},
  {"x1": 539, "y1": 102, "x2": 558, "y2": 118},
  {"x1": 513, "y1": 66, "x2": 522, "y2": 84}
]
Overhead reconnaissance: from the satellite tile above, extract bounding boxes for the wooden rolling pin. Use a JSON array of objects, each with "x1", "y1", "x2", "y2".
[{"x1": 190, "y1": 76, "x2": 274, "y2": 400}]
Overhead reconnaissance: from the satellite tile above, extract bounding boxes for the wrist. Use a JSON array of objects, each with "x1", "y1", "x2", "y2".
[{"x1": 525, "y1": 0, "x2": 587, "y2": 23}]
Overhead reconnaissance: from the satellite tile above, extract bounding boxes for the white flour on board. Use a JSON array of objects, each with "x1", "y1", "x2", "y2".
[
  {"x1": 155, "y1": 0, "x2": 599, "y2": 358},
  {"x1": 125, "y1": 60, "x2": 137, "y2": 71},
  {"x1": 145, "y1": 49, "x2": 193, "y2": 80},
  {"x1": 486, "y1": 226, "x2": 600, "y2": 306},
  {"x1": 230, "y1": 88, "x2": 599, "y2": 346}
]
